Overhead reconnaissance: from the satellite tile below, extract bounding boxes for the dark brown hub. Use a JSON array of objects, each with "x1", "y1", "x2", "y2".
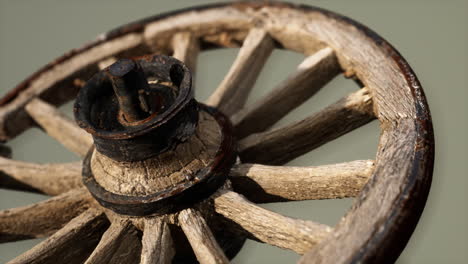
[
  {"x1": 74, "y1": 55, "x2": 237, "y2": 216},
  {"x1": 74, "y1": 55, "x2": 198, "y2": 162}
]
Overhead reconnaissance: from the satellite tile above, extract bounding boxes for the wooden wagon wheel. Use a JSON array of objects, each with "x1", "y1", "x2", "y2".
[{"x1": 0, "y1": 2, "x2": 434, "y2": 264}]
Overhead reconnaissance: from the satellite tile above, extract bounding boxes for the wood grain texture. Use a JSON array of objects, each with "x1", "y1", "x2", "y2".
[
  {"x1": 214, "y1": 190, "x2": 332, "y2": 254},
  {"x1": 0, "y1": 188, "x2": 91, "y2": 243},
  {"x1": 141, "y1": 218, "x2": 174, "y2": 264},
  {"x1": 179, "y1": 208, "x2": 229, "y2": 264},
  {"x1": 232, "y1": 47, "x2": 340, "y2": 138},
  {"x1": 8, "y1": 208, "x2": 109, "y2": 264},
  {"x1": 143, "y1": 7, "x2": 251, "y2": 51},
  {"x1": 91, "y1": 111, "x2": 221, "y2": 196},
  {"x1": 0, "y1": 33, "x2": 143, "y2": 141},
  {"x1": 171, "y1": 32, "x2": 199, "y2": 81},
  {"x1": 206, "y1": 28, "x2": 275, "y2": 116},
  {"x1": 84, "y1": 220, "x2": 138, "y2": 264},
  {"x1": 230, "y1": 160, "x2": 374, "y2": 203},
  {"x1": 239, "y1": 87, "x2": 375, "y2": 165},
  {"x1": 25, "y1": 98, "x2": 93, "y2": 157},
  {"x1": 299, "y1": 119, "x2": 432, "y2": 263},
  {"x1": 0, "y1": 158, "x2": 82, "y2": 195},
  {"x1": 0, "y1": 3, "x2": 434, "y2": 263}
]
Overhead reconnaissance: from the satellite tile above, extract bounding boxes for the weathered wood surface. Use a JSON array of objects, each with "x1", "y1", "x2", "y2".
[
  {"x1": 230, "y1": 160, "x2": 374, "y2": 203},
  {"x1": 172, "y1": 32, "x2": 199, "y2": 81},
  {"x1": 214, "y1": 190, "x2": 332, "y2": 254},
  {"x1": 141, "y1": 218, "x2": 174, "y2": 264},
  {"x1": 232, "y1": 47, "x2": 340, "y2": 138},
  {"x1": 299, "y1": 120, "x2": 433, "y2": 263},
  {"x1": 0, "y1": 188, "x2": 91, "y2": 243},
  {"x1": 84, "y1": 220, "x2": 138, "y2": 264},
  {"x1": 179, "y1": 208, "x2": 229, "y2": 264},
  {"x1": 8, "y1": 208, "x2": 109, "y2": 264},
  {"x1": 143, "y1": 7, "x2": 251, "y2": 50},
  {"x1": 0, "y1": 33, "x2": 143, "y2": 141},
  {"x1": 0, "y1": 158, "x2": 82, "y2": 195},
  {"x1": 98, "y1": 57, "x2": 118, "y2": 70},
  {"x1": 239, "y1": 87, "x2": 375, "y2": 165},
  {"x1": 0, "y1": 3, "x2": 433, "y2": 263},
  {"x1": 25, "y1": 98, "x2": 93, "y2": 157},
  {"x1": 91, "y1": 111, "x2": 221, "y2": 196},
  {"x1": 206, "y1": 28, "x2": 275, "y2": 116}
]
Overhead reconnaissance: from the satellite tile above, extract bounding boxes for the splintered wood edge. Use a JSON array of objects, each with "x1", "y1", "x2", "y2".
[
  {"x1": 0, "y1": 3, "x2": 433, "y2": 263},
  {"x1": 229, "y1": 160, "x2": 375, "y2": 203}
]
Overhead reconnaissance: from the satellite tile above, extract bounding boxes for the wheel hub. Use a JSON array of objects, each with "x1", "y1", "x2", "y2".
[{"x1": 74, "y1": 55, "x2": 236, "y2": 216}]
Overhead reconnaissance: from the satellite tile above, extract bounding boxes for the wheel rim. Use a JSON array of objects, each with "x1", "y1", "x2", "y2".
[{"x1": 0, "y1": 2, "x2": 434, "y2": 264}]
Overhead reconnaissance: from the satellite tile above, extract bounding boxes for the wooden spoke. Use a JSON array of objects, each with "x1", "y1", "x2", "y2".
[
  {"x1": 239, "y1": 87, "x2": 375, "y2": 165},
  {"x1": 179, "y1": 208, "x2": 229, "y2": 264},
  {"x1": 85, "y1": 220, "x2": 140, "y2": 264},
  {"x1": 25, "y1": 98, "x2": 93, "y2": 157},
  {"x1": 230, "y1": 160, "x2": 374, "y2": 203},
  {"x1": 98, "y1": 57, "x2": 118, "y2": 70},
  {"x1": 0, "y1": 33, "x2": 143, "y2": 141},
  {"x1": 8, "y1": 208, "x2": 109, "y2": 264},
  {"x1": 0, "y1": 157, "x2": 82, "y2": 195},
  {"x1": 214, "y1": 190, "x2": 331, "y2": 254},
  {"x1": 0, "y1": 188, "x2": 91, "y2": 243},
  {"x1": 140, "y1": 218, "x2": 174, "y2": 264},
  {"x1": 214, "y1": 190, "x2": 332, "y2": 254},
  {"x1": 232, "y1": 47, "x2": 340, "y2": 138},
  {"x1": 171, "y1": 32, "x2": 199, "y2": 80},
  {"x1": 206, "y1": 28, "x2": 275, "y2": 116}
]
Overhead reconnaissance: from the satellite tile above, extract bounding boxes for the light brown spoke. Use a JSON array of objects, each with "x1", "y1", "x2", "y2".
[
  {"x1": 0, "y1": 188, "x2": 91, "y2": 243},
  {"x1": 25, "y1": 98, "x2": 93, "y2": 157},
  {"x1": 232, "y1": 47, "x2": 340, "y2": 138},
  {"x1": 239, "y1": 87, "x2": 375, "y2": 165},
  {"x1": 171, "y1": 32, "x2": 199, "y2": 80},
  {"x1": 206, "y1": 28, "x2": 275, "y2": 116},
  {"x1": 8, "y1": 208, "x2": 109, "y2": 264},
  {"x1": 214, "y1": 190, "x2": 331, "y2": 254},
  {"x1": 0, "y1": 33, "x2": 142, "y2": 141},
  {"x1": 85, "y1": 220, "x2": 140, "y2": 264},
  {"x1": 179, "y1": 208, "x2": 229, "y2": 264},
  {"x1": 0, "y1": 157, "x2": 82, "y2": 195},
  {"x1": 98, "y1": 57, "x2": 118, "y2": 70},
  {"x1": 230, "y1": 160, "x2": 374, "y2": 203},
  {"x1": 141, "y1": 218, "x2": 174, "y2": 264}
]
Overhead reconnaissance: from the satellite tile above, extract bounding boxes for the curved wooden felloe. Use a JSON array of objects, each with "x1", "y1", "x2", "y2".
[{"x1": 0, "y1": 2, "x2": 433, "y2": 264}]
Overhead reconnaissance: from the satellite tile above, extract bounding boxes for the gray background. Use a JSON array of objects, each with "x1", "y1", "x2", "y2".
[{"x1": 0, "y1": 0, "x2": 467, "y2": 263}]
